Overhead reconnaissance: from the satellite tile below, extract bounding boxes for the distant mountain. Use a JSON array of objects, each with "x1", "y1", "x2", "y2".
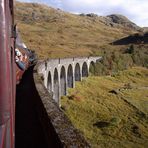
[
  {"x1": 15, "y1": 1, "x2": 143, "y2": 59},
  {"x1": 143, "y1": 27, "x2": 148, "y2": 32},
  {"x1": 81, "y1": 13, "x2": 141, "y2": 31}
]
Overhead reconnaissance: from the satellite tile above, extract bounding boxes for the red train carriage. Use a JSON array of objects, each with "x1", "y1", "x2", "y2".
[
  {"x1": 0, "y1": 0, "x2": 36, "y2": 147},
  {"x1": 0, "y1": 0, "x2": 15, "y2": 147}
]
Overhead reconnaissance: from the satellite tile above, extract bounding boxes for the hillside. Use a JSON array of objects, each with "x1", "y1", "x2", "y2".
[
  {"x1": 112, "y1": 32, "x2": 148, "y2": 45},
  {"x1": 14, "y1": 1, "x2": 142, "y2": 59},
  {"x1": 61, "y1": 67, "x2": 148, "y2": 147}
]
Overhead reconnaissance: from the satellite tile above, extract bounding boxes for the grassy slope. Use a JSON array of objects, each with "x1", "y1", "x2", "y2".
[
  {"x1": 61, "y1": 67, "x2": 148, "y2": 147},
  {"x1": 15, "y1": 2, "x2": 136, "y2": 59}
]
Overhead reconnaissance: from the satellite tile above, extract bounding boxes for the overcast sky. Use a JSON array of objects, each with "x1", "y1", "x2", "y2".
[{"x1": 17, "y1": 0, "x2": 148, "y2": 27}]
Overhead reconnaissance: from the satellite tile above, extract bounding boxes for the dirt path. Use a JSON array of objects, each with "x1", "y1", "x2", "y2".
[{"x1": 15, "y1": 66, "x2": 48, "y2": 148}]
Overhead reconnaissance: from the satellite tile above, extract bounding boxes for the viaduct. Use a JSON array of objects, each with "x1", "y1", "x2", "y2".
[{"x1": 37, "y1": 56, "x2": 102, "y2": 105}]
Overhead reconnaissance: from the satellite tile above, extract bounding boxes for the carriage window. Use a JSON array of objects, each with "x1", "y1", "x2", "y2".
[{"x1": 9, "y1": 0, "x2": 13, "y2": 15}]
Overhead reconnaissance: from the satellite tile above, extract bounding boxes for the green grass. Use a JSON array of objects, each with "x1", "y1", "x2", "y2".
[{"x1": 61, "y1": 67, "x2": 148, "y2": 147}]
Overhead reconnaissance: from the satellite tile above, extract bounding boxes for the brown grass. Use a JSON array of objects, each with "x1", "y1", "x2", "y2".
[{"x1": 14, "y1": 1, "x2": 137, "y2": 59}]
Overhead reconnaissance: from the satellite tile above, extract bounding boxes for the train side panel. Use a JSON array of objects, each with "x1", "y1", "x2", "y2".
[{"x1": 0, "y1": 0, "x2": 15, "y2": 148}]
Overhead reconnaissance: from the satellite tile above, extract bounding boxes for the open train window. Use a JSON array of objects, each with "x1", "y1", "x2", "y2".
[
  {"x1": 11, "y1": 47, "x2": 14, "y2": 76},
  {"x1": 9, "y1": 0, "x2": 13, "y2": 15},
  {"x1": 11, "y1": 24, "x2": 17, "y2": 39}
]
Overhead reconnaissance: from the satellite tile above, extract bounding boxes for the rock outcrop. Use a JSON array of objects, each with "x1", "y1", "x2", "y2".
[
  {"x1": 79, "y1": 13, "x2": 142, "y2": 31},
  {"x1": 107, "y1": 14, "x2": 141, "y2": 31}
]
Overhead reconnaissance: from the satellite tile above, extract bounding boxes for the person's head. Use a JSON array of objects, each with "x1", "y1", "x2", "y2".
[{"x1": 15, "y1": 48, "x2": 21, "y2": 57}]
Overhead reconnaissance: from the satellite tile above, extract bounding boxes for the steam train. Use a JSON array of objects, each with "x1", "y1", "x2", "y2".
[{"x1": 0, "y1": 0, "x2": 36, "y2": 147}]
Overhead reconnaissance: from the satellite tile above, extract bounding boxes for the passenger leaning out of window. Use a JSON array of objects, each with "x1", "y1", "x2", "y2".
[{"x1": 15, "y1": 48, "x2": 26, "y2": 71}]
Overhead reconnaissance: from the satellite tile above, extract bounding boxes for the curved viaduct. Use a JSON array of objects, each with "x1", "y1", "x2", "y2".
[{"x1": 38, "y1": 56, "x2": 102, "y2": 105}]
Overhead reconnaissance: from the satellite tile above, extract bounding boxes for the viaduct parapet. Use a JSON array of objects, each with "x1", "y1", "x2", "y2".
[{"x1": 37, "y1": 56, "x2": 102, "y2": 105}]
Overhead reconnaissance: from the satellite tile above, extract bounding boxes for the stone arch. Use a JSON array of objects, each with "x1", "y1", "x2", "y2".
[
  {"x1": 89, "y1": 61, "x2": 96, "y2": 75},
  {"x1": 75, "y1": 63, "x2": 81, "y2": 81},
  {"x1": 53, "y1": 68, "x2": 59, "y2": 104},
  {"x1": 82, "y1": 62, "x2": 88, "y2": 77},
  {"x1": 47, "y1": 71, "x2": 52, "y2": 93},
  {"x1": 67, "y1": 64, "x2": 73, "y2": 88},
  {"x1": 60, "y1": 66, "x2": 66, "y2": 96}
]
